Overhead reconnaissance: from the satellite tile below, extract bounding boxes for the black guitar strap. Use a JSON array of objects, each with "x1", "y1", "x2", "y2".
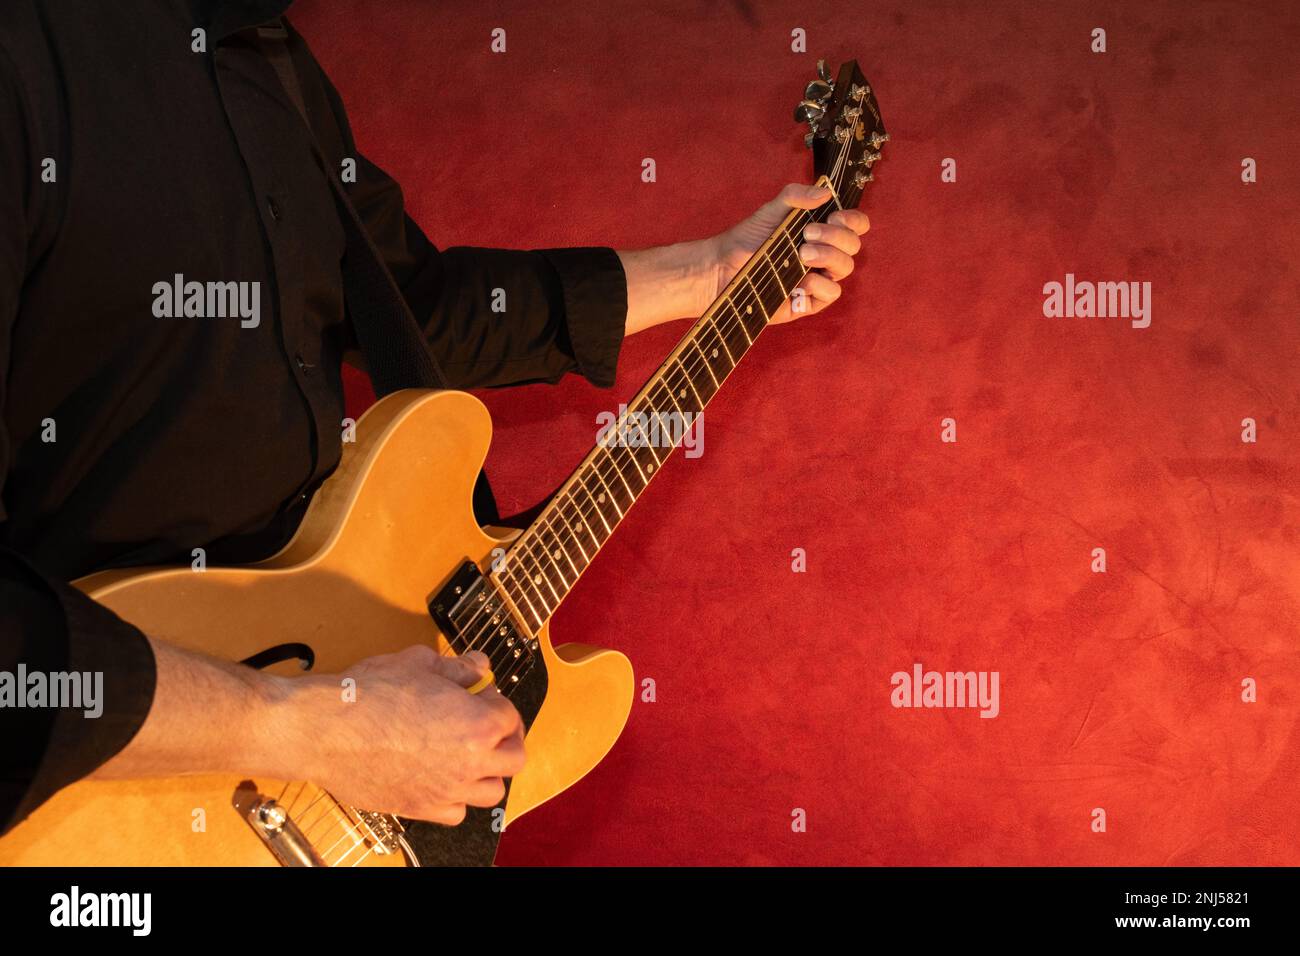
[{"x1": 255, "y1": 21, "x2": 499, "y2": 522}]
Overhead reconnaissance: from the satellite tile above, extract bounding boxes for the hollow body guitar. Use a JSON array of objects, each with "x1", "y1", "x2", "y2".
[{"x1": 0, "y1": 60, "x2": 885, "y2": 866}]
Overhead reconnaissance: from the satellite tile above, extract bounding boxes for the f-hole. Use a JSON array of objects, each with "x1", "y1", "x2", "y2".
[{"x1": 240, "y1": 643, "x2": 316, "y2": 671}]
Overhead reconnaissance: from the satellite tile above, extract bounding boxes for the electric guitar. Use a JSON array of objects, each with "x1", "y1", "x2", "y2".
[{"x1": 0, "y1": 60, "x2": 886, "y2": 866}]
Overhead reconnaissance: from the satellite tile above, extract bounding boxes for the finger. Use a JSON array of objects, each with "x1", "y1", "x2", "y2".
[
  {"x1": 462, "y1": 692, "x2": 524, "y2": 753},
  {"x1": 797, "y1": 271, "x2": 842, "y2": 309},
  {"x1": 427, "y1": 650, "x2": 490, "y2": 688},
  {"x1": 462, "y1": 776, "x2": 507, "y2": 809},
  {"x1": 828, "y1": 208, "x2": 870, "y2": 236},
  {"x1": 798, "y1": 242, "x2": 855, "y2": 281},
  {"x1": 480, "y1": 731, "x2": 527, "y2": 779},
  {"x1": 804, "y1": 221, "x2": 861, "y2": 257},
  {"x1": 777, "y1": 181, "x2": 833, "y2": 210},
  {"x1": 775, "y1": 273, "x2": 839, "y2": 323},
  {"x1": 424, "y1": 803, "x2": 467, "y2": 827},
  {"x1": 788, "y1": 275, "x2": 841, "y2": 318},
  {"x1": 755, "y1": 182, "x2": 832, "y2": 223}
]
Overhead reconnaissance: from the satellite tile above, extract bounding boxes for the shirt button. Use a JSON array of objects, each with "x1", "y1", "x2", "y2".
[{"x1": 267, "y1": 196, "x2": 282, "y2": 221}]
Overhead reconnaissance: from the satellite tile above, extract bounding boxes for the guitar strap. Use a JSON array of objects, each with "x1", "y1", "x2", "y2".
[{"x1": 255, "y1": 21, "x2": 499, "y2": 523}]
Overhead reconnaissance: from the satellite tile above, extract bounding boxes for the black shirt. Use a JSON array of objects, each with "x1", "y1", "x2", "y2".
[{"x1": 0, "y1": 0, "x2": 627, "y2": 832}]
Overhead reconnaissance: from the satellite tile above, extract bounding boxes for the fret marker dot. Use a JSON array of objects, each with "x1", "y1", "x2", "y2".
[
  {"x1": 597, "y1": 493, "x2": 606, "y2": 503},
  {"x1": 533, "y1": 574, "x2": 542, "y2": 585},
  {"x1": 711, "y1": 348, "x2": 719, "y2": 358},
  {"x1": 647, "y1": 463, "x2": 655, "y2": 473},
  {"x1": 679, "y1": 389, "x2": 686, "y2": 398},
  {"x1": 746, "y1": 305, "x2": 753, "y2": 314},
  {"x1": 552, "y1": 549, "x2": 561, "y2": 560}
]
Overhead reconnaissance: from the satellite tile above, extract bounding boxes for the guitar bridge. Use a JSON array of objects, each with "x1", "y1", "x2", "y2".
[
  {"x1": 232, "y1": 782, "x2": 405, "y2": 867},
  {"x1": 428, "y1": 560, "x2": 539, "y2": 692},
  {"x1": 232, "y1": 782, "x2": 325, "y2": 867}
]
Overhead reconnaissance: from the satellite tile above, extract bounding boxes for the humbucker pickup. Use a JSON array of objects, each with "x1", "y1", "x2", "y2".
[{"x1": 428, "y1": 560, "x2": 539, "y2": 690}]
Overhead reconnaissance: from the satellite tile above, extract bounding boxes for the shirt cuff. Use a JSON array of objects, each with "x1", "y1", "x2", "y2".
[
  {"x1": 2, "y1": 551, "x2": 156, "y2": 830},
  {"x1": 536, "y1": 247, "x2": 627, "y2": 388}
]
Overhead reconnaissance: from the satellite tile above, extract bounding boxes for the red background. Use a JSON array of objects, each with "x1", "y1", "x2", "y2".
[{"x1": 292, "y1": 0, "x2": 1300, "y2": 865}]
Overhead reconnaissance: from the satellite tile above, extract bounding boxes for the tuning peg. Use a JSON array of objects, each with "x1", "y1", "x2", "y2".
[
  {"x1": 870, "y1": 131, "x2": 890, "y2": 148},
  {"x1": 794, "y1": 100, "x2": 825, "y2": 125},
  {"x1": 853, "y1": 170, "x2": 874, "y2": 187},
  {"x1": 804, "y1": 80, "x2": 833, "y2": 103},
  {"x1": 804, "y1": 131, "x2": 816, "y2": 149},
  {"x1": 858, "y1": 149, "x2": 882, "y2": 165},
  {"x1": 817, "y1": 58, "x2": 832, "y2": 83}
]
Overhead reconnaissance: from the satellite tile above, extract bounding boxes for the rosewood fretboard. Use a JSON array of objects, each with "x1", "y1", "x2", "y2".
[{"x1": 492, "y1": 178, "x2": 854, "y2": 630}]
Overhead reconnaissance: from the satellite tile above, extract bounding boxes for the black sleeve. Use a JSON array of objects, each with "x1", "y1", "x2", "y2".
[
  {"x1": 0, "y1": 38, "x2": 157, "y2": 836},
  {"x1": 0, "y1": 555, "x2": 157, "y2": 835},
  {"x1": 295, "y1": 26, "x2": 628, "y2": 389}
]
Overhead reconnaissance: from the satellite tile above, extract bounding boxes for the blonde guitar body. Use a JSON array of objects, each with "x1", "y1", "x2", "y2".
[{"x1": 0, "y1": 389, "x2": 635, "y2": 867}]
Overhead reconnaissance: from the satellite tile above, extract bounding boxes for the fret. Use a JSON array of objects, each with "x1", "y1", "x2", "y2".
[
  {"x1": 649, "y1": 379, "x2": 688, "y2": 433},
  {"x1": 739, "y1": 274, "x2": 770, "y2": 323},
  {"x1": 618, "y1": 422, "x2": 662, "y2": 482},
  {"x1": 502, "y1": 563, "x2": 551, "y2": 630},
  {"x1": 717, "y1": 296, "x2": 757, "y2": 359},
  {"x1": 542, "y1": 505, "x2": 585, "y2": 578},
  {"x1": 753, "y1": 254, "x2": 793, "y2": 322},
  {"x1": 666, "y1": 357, "x2": 704, "y2": 415},
  {"x1": 558, "y1": 491, "x2": 597, "y2": 561},
  {"x1": 609, "y1": 434, "x2": 648, "y2": 487},
  {"x1": 591, "y1": 449, "x2": 633, "y2": 512},
  {"x1": 706, "y1": 314, "x2": 737, "y2": 366},
  {"x1": 758, "y1": 250, "x2": 788, "y2": 301},
  {"x1": 491, "y1": 193, "x2": 851, "y2": 628},
  {"x1": 775, "y1": 229, "x2": 804, "y2": 294},
  {"x1": 629, "y1": 403, "x2": 670, "y2": 465},
  {"x1": 538, "y1": 525, "x2": 575, "y2": 588},
  {"x1": 584, "y1": 460, "x2": 625, "y2": 525},
  {"x1": 727, "y1": 286, "x2": 757, "y2": 346},
  {"x1": 516, "y1": 544, "x2": 564, "y2": 605},
  {"x1": 604, "y1": 441, "x2": 646, "y2": 496},
  {"x1": 693, "y1": 320, "x2": 735, "y2": 385},
  {"x1": 562, "y1": 491, "x2": 600, "y2": 556},
  {"x1": 524, "y1": 540, "x2": 567, "y2": 602},
  {"x1": 620, "y1": 405, "x2": 664, "y2": 467},
  {"x1": 568, "y1": 478, "x2": 610, "y2": 541},
  {"x1": 684, "y1": 335, "x2": 720, "y2": 391}
]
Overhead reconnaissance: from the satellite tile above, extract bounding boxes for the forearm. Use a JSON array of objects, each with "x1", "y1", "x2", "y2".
[
  {"x1": 89, "y1": 637, "x2": 298, "y2": 782},
  {"x1": 617, "y1": 236, "x2": 721, "y2": 336}
]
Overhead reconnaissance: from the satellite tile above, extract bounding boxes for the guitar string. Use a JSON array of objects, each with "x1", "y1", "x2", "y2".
[
  {"x1": 295, "y1": 107, "x2": 876, "y2": 865},
  {"x1": 493, "y1": 129, "x2": 867, "y2": 622},
  {"x1": 457, "y1": 273, "x2": 862, "y2": 690},
  {"x1": 471, "y1": 195, "x2": 839, "y2": 651},
  {"x1": 480, "y1": 139, "x2": 866, "y2": 672},
  {"x1": 449, "y1": 120, "x2": 870, "y2": 687}
]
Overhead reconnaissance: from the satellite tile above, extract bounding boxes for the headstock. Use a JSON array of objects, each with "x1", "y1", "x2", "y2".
[{"x1": 795, "y1": 59, "x2": 888, "y2": 209}]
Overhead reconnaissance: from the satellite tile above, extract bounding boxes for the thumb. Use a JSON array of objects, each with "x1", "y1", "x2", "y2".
[
  {"x1": 773, "y1": 181, "x2": 832, "y2": 212},
  {"x1": 428, "y1": 650, "x2": 491, "y2": 689}
]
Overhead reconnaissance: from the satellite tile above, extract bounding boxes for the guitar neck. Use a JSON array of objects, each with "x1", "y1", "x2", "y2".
[{"x1": 491, "y1": 176, "x2": 846, "y2": 630}]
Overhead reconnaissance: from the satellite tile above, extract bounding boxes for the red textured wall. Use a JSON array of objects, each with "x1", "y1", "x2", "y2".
[{"x1": 293, "y1": 0, "x2": 1300, "y2": 865}]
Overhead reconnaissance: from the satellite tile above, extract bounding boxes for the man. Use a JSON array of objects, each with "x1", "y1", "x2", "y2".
[{"x1": 0, "y1": 1, "x2": 869, "y2": 835}]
